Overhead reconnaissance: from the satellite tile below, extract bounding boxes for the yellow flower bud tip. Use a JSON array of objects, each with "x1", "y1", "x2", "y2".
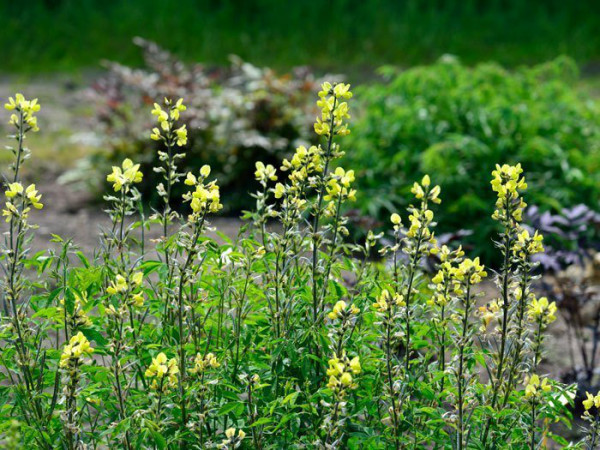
[
  {"x1": 421, "y1": 174, "x2": 431, "y2": 187},
  {"x1": 391, "y1": 213, "x2": 401, "y2": 225},
  {"x1": 200, "y1": 164, "x2": 211, "y2": 178}
]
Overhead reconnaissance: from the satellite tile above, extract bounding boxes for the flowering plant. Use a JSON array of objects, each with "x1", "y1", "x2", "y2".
[{"x1": 0, "y1": 85, "x2": 593, "y2": 449}]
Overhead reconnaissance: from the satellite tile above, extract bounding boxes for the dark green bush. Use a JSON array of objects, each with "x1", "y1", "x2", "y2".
[{"x1": 346, "y1": 56, "x2": 600, "y2": 263}]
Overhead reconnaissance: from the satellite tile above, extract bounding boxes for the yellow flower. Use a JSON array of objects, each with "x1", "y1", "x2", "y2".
[
  {"x1": 314, "y1": 117, "x2": 330, "y2": 136},
  {"x1": 349, "y1": 356, "x2": 361, "y2": 374},
  {"x1": 200, "y1": 164, "x2": 211, "y2": 178},
  {"x1": 453, "y1": 257, "x2": 487, "y2": 286},
  {"x1": 333, "y1": 83, "x2": 352, "y2": 99},
  {"x1": 328, "y1": 300, "x2": 347, "y2": 320},
  {"x1": 513, "y1": 228, "x2": 544, "y2": 257},
  {"x1": 190, "y1": 352, "x2": 220, "y2": 374},
  {"x1": 5, "y1": 182, "x2": 23, "y2": 198},
  {"x1": 145, "y1": 352, "x2": 179, "y2": 389},
  {"x1": 151, "y1": 103, "x2": 169, "y2": 124},
  {"x1": 60, "y1": 332, "x2": 94, "y2": 368},
  {"x1": 524, "y1": 374, "x2": 551, "y2": 399},
  {"x1": 175, "y1": 125, "x2": 188, "y2": 146},
  {"x1": 583, "y1": 391, "x2": 600, "y2": 411},
  {"x1": 25, "y1": 184, "x2": 43, "y2": 209},
  {"x1": 255, "y1": 161, "x2": 278, "y2": 183},
  {"x1": 170, "y1": 98, "x2": 187, "y2": 120},
  {"x1": 106, "y1": 158, "x2": 143, "y2": 192},
  {"x1": 274, "y1": 183, "x2": 285, "y2": 199},
  {"x1": 491, "y1": 163, "x2": 528, "y2": 222},
  {"x1": 391, "y1": 213, "x2": 401, "y2": 225},
  {"x1": 131, "y1": 293, "x2": 144, "y2": 308},
  {"x1": 527, "y1": 296, "x2": 557, "y2": 324},
  {"x1": 131, "y1": 271, "x2": 143, "y2": 286},
  {"x1": 107, "y1": 274, "x2": 128, "y2": 295},
  {"x1": 150, "y1": 127, "x2": 162, "y2": 141},
  {"x1": 5, "y1": 93, "x2": 41, "y2": 131},
  {"x1": 340, "y1": 372, "x2": 353, "y2": 386}
]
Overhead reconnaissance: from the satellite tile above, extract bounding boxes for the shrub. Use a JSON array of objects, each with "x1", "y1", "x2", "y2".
[
  {"x1": 2, "y1": 85, "x2": 600, "y2": 448},
  {"x1": 75, "y1": 38, "x2": 321, "y2": 210},
  {"x1": 346, "y1": 56, "x2": 600, "y2": 264}
]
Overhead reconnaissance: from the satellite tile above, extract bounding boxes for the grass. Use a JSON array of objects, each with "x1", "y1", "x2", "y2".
[{"x1": 2, "y1": 0, "x2": 600, "y2": 73}]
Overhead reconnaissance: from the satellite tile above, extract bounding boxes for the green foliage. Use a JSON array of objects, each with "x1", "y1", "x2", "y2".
[
  {"x1": 346, "y1": 56, "x2": 600, "y2": 263},
  {"x1": 2, "y1": 1, "x2": 600, "y2": 73}
]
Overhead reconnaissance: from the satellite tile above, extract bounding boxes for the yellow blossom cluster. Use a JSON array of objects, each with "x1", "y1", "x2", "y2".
[
  {"x1": 326, "y1": 353, "x2": 361, "y2": 391},
  {"x1": 583, "y1": 391, "x2": 600, "y2": 411},
  {"x1": 189, "y1": 352, "x2": 220, "y2": 374},
  {"x1": 327, "y1": 300, "x2": 359, "y2": 320},
  {"x1": 411, "y1": 175, "x2": 441, "y2": 204},
  {"x1": 219, "y1": 428, "x2": 246, "y2": 449},
  {"x1": 451, "y1": 257, "x2": 487, "y2": 293},
  {"x1": 314, "y1": 82, "x2": 353, "y2": 137},
  {"x1": 150, "y1": 98, "x2": 187, "y2": 146},
  {"x1": 372, "y1": 288, "x2": 405, "y2": 312},
  {"x1": 405, "y1": 175, "x2": 441, "y2": 250},
  {"x1": 324, "y1": 167, "x2": 356, "y2": 205},
  {"x1": 527, "y1": 296, "x2": 557, "y2": 325},
  {"x1": 254, "y1": 161, "x2": 278, "y2": 184},
  {"x1": 490, "y1": 163, "x2": 527, "y2": 222},
  {"x1": 428, "y1": 245, "x2": 465, "y2": 307},
  {"x1": 2, "y1": 182, "x2": 43, "y2": 223},
  {"x1": 60, "y1": 332, "x2": 94, "y2": 369},
  {"x1": 281, "y1": 145, "x2": 324, "y2": 185},
  {"x1": 106, "y1": 272, "x2": 145, "y2": 308},
  {"x1": 524, "y1": 374, "x2": 551, "y2": 399},
  {"x1": 145, "y1": 352, "x2": 179, "y2": 390},
  {"x1": 106, "y1": 158, "x2": 143, "y2": 193},
  {"x1": 184, "y1": 165, "x2": 223, "y2": 221},
  {"x1": 4, "y1": 93, "x2": 41, "y2": 132},
  {"x1": 512, "y1": 228, "x2": 544, "y2": 258}
]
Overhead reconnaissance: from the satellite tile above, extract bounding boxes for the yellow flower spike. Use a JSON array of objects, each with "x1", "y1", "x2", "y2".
[{"x1": 60, "y1": 332, "x2": 94, "y2": 369}]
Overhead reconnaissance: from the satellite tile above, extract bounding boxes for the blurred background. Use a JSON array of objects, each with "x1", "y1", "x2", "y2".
[{"x1": 3, "y1": 0, "x2": 600, "y2": 410}]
